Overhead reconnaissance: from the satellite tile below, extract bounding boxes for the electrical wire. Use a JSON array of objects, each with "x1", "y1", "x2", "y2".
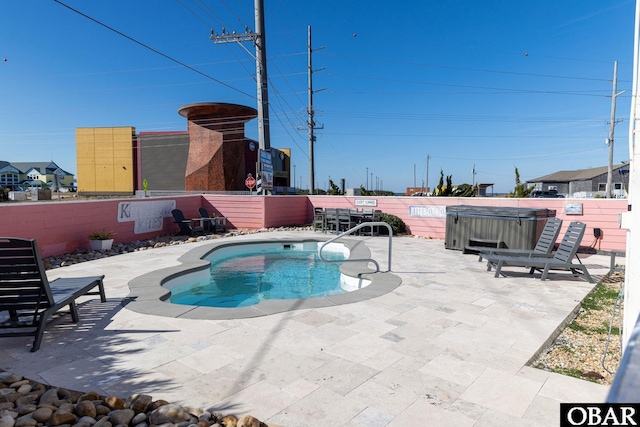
[{"x1": 53, "y1": 0, "x2": 255, "y2": 99}]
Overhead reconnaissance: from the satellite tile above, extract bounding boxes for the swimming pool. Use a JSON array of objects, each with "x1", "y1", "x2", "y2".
[
  {"x1": 125, "y1": 234, "x2": 402, "y2": 320},
  {"x1": 165, "y1": 241, "x2": 360, "y2": 308}
]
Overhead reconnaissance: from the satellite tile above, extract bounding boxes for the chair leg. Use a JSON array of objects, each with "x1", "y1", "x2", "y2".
[
  {"x1": 494, "y1": 260, "x2": 505, "y2": 278},
  {"x1": 97, "y1": 279, "x2": 106, "y2": 303},
  {"x1": 540, "y1": 265, "x2": 551, "y2": 281},
  {"x1": 580, "y1": 266, "x2": 594, "y2": 283}
]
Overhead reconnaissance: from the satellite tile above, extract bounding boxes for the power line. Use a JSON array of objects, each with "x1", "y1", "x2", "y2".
[{"x1": 53, "y1": 0, "x2": 255, "y2": 99}]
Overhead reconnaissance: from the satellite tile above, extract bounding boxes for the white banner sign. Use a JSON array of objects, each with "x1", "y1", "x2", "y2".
[
  {"x1": 118, "y1": 200, "x2": 176, "y2": 233},
  {"x1": 409, "y1": 205, "x2": 446, "y2": 218}
]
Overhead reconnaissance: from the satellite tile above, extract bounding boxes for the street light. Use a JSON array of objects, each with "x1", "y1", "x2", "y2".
[
  {"x1": 366, "y1": 167, "x2": 368, "y2": 190},
  {"x1": 293, "y1": 165, "x2": 296, "y2": 189}
]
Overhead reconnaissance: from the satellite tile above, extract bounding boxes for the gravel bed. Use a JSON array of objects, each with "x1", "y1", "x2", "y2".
[{"x1": 531, "y1": 271, "x2": 624, "y2": 385}]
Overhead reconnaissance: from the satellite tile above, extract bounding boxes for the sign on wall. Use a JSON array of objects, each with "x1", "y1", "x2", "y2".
[
  {"x1": 355, "y1": 199, "x2": 377, "y2": 207},
  {"x1": 409, "y1": 205, "x2": 446, "y2": 218},
  {"x1": 565, "y1": 203, "x2": 583, "y2": 215},
  {"x1": 118, "y1": 200, "x2": 176, "y2": 234}
]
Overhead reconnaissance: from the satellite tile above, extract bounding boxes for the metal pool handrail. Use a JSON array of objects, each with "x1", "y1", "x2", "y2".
[{"x1": 318, "y1": 222, "x2": 392, "y2": 273}]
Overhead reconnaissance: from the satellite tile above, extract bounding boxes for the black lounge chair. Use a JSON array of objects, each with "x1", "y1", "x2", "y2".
[
  {"x1": 172, "y1": 209, "x2": 203, "y2": 236},
  {"x1": 476, "y1": 217, "x2": 563, "y2": 262},
  {"x1": 484, "y1": 221, "x2": 593, "y2": 282},
  {"x1": 0, "y1": 237, "x2": 106, "y2": 351}
]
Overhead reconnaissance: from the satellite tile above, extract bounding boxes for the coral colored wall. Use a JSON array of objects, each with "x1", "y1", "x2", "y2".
[
  {"x1": 307, "y1": 196, "x2": 628, "y2": 252},
  {"x1": 0, "y1": 194, "x2": 627, "y2": 258}
]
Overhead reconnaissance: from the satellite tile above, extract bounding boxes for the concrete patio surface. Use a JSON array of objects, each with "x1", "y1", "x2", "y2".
[{"x1": 0, "y1": 231, "x2": 615, "y2": 426}]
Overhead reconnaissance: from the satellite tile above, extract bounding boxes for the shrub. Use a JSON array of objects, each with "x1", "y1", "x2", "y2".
[
  {"x1": 88, "y1": 229, "x2": 115, "y2": 240},
  {"x1": 379, "y1": 213, "x2": 406, "y2": 235}
]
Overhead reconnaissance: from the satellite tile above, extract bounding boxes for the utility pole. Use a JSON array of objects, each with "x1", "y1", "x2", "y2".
[
  {"x1": 210, "y1": 0, "x2": 270, "y2": 152},
  {"x1": 426, "y1": 154, "x2": 430, "y2": 193},
  {"x1": 606, "y1": 60, "x2": 626, "y2": 198},
  {"x1": 307, "y1": 26, "x2": 325, "y2": 194}
]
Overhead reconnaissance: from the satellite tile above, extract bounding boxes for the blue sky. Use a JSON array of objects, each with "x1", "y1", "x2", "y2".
[{"x1": 0, "y1": 1, "x2": 635, "y2": 193}]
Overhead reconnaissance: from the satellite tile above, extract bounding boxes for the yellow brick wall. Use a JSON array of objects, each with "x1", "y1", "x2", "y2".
[{"x1": 76, "y1": 127, "x2": 135, "y2": 193}]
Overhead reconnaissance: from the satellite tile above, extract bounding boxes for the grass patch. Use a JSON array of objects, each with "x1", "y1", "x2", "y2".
[{"x1": 581, "y1": 283, "x2": 620, "y2": 311}]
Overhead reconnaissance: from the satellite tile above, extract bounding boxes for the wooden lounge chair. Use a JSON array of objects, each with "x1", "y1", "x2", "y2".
[
  {"x1": 484, "y1": 221, "x2": 593, "y2": 282},
  {"x1": 0, "y1": 237, "x2": 106, "y2": 351},
  {"x1": 476, "y1": 217, "x2": 563, "y2": 262},
  {"x1": 172, "y1": 209, "x2": 203, "y2": 236}
]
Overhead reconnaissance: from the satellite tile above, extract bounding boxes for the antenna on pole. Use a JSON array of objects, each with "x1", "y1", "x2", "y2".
[
  {"x1": 306, "y1": 26, "x2": 325, "y2": 194},
  {"x1": 210, "y1": 0, "x2": 270, "y2": 152}
]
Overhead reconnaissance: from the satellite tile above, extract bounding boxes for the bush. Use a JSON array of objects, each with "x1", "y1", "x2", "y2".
[{"x1": 379, "y1": 213, "x2": 406, "y2": 235}]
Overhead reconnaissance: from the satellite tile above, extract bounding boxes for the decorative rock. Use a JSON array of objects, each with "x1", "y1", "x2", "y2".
[
  {"x1": 133, "y1": 423, "x2": 148, "y2": 427},
  {"x1": 237, "y1": 416, "x2": 264, "y2": 427},
  {"x1": 220, "y1": 415, "x2": 237, "y2": 427},
  {"x1": 13, "y1": 415, "x2": 36, "y2": 427},
  {"x1": 30, "y1": 407, "x2": 52, "y2": 423},
  {"x1": 0, "y1": 411, "x2": 17, "y2": 420},
  {"x1": 148, "y1": 404, "x2": 190, "y2": 425},
  {"x1": 3, "y1": 377, "x2": 21, "y2": 385},
  {"x1": 39, "y1": 389, "x2": 59, "y2": 405},
  {"x1": 14, "y1": 395, "x2": 38, "y2": 407},
  {"x1": 0, "y1": 415, "x2": 15, "y2": 427},
  {"x1": 130, "y1": 413, "x2": 146, "y2": 425},
  {"x1": 127, "y1": 395, "x2": 152, "y2": 414},
  {"x1": 95, "y1": 405, "x2": 110, "y2": 416},
  {"x1": 92, "y1": 417, "x2": 112, "y2": 427},
  {"x1": 75, "y1": 401, "x2": 96, "y2": 418},
  {"x1": 49, "y1": 411, "x2": 77, "y2": 426},
  {"x1": 8, "y1": 382, "x2": 28, "y2": 390},
  {"x1": 0, "y1": 404, "x2": 14, "y2": 411},
  {"x1": 148, "y1": 401, "x2": 169, "y2": 412},
  {"x1": 0, "y1": 392, "x2": 20, "y2": 404},
  {"x1": 57, "y1": 403, "x2": 76, "y2": 414},
  {"x1": 15, "y1": 386, "x2": 31, "y2": 396},
  {"x1": 107, "y1": 409, "x2": 134, "y2": 426},
  {"x1": 78, "y1": 392, "x2": 100, "y2": 402},
  {"x1": 197, "y1": 420, "x2": 209, "y2": 427},
  {"x1": 15, "y1": 405, "x2": 36, "y2": 416},
  {"x1": 75, "y1": 416, "x2": 97, "y2": 426},
  {"x1": 198, "y1": 412, "x2": 211, "y2": 422},
  {"x1": 103, "y1": 398, "x2": 124, "y2": 411}
]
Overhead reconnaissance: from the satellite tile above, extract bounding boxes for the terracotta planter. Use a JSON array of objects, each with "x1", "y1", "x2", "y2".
[{"x1": 89, "y1": 239, "x2": 114, "y2": 251}]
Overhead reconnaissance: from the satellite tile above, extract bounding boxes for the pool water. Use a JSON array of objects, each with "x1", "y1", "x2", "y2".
[{"x1": 168, "y1": 242, "x2": 347, "y2": 308}]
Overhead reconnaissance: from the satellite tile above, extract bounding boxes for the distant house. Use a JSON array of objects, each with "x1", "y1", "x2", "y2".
[
  {"x1": 526, "y1": 164, "x2": 630, "y2": 198},
  {"x1": 1, "y1": 161, "x2": 74, "y2": 190}
]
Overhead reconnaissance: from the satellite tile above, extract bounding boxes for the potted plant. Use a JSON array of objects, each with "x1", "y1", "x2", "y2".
[{"x1": 88, "y1": 229, "x2": 115, "y2": 251}]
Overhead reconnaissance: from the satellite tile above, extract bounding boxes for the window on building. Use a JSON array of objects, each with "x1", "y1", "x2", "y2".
[
  {"x1": 598, "y1": 183, "x2": 606, "y2": 191},
  {"x1": 548, "y1": 185, "x2": 558, "y2": 191}
]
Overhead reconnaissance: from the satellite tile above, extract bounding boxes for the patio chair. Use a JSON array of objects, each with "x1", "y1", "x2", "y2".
[
  {"x1": 484, "y1": 221, "x2": 593, "y2": 282},
  {"x1": 476, "y1": 217, "x2": 563, "y2": 262},
  {"x1": 172, "y1": 209, "x2": 203, "y2": 236},
  {"x1": 197, "y1": 207, "x2": 217, "y2": 233},
  {"x1": 324, "y1": 208, "x2": 338, "y2": 233},
  {"x1": 313, "y1": 207, "x2": 326, "y2": 233},
  {"x1": 0, "y1": 237, "x2": 106, "y2": 351},
  {"x1": 337, "y1": 208, "x2": 353, "y2": 233}
]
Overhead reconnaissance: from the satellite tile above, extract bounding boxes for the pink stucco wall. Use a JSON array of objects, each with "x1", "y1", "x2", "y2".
[
  {"x1": 307, "y1": 196, "x2": 628, "y2": 252},
  {"x1": 0, "y1": 194, "x2": 627, "y2": 258}
]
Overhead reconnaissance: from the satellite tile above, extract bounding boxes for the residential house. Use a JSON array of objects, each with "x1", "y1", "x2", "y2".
[
  {"x1": 526, "y1": 164, "x2": 630, "y2": 198},
  {"x1": 1, "y1": 161, "x2": 75, "y2": 190}
]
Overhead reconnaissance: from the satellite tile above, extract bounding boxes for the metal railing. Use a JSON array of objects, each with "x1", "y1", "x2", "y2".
[{"x1": 318, "y1": 222, "x2": 392, "y2": 273}]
